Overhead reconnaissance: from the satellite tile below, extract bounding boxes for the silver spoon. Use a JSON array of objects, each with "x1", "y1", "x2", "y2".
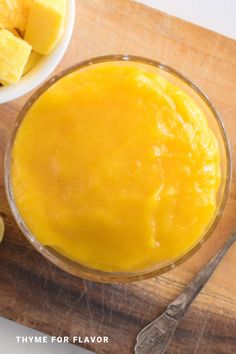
[{"x1": 135, "y1": 230, "x2": 236, "y2": 354}]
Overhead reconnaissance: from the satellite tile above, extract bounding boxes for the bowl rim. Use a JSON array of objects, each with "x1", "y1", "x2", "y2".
[
  {"x1": 0, "y1": 0, "x2": 75, "y2": 104},
  {"x1": 4, "y1": 54, "x2": 232, "y2": 283}
]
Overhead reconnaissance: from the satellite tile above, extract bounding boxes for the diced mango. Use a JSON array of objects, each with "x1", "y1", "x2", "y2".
[
  {"x1": 24, "y1": 50, "x2": 42, "y2": 74},
  {"x1": 0, "y1": 29, "x2": 21, "y2": 85},
  {"x1": 0, "y1": 29, "x2": 31, "y2": 84},
  {"x1": 17, "y1": 0, "x2": 33, "y2": 31},
  {"x1": 0, "y1": 0, "x2": 15, "y2": 29},
  {"x1": 25, "y1": 0, "x2": 66, "y2": 55},
  {"x1": 0, "y1": 0, "x2": 32, "y2": 31},
  {"x1": 1, "y1": 50, "x2": 41, "y2": 86}
]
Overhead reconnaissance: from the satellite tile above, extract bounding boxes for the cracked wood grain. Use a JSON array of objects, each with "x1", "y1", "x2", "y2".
[
  {"x1": 193, "y1": 312, "x2": 209, "y2": 354},
  {"x1": 0, "y1": 0, "x2": 236, "y2": 353}
]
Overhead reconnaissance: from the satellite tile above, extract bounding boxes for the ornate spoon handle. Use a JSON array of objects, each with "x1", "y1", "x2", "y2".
[
  {"x1": 169, "y1": 230, "x2": 236, "y2": 317},
  {"x1": 135, "y1": 230, "x2": 236, "y2": 354}
]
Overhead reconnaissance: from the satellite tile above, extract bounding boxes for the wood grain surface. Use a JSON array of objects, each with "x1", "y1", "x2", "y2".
[{"x1": 1, "y1": 0, "x2": 236, "y2": 353}]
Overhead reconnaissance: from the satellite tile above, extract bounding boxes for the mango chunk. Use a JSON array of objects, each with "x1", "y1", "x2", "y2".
[
  {"x1": 15, "y1": 0, "x2": 33, "y2": 31},
  {"x1": 0, "y1": 29, "x2": 21, "y2": 85},
  {"x1": 0, "y1": 29, "x2": 31, "y2": 84},
  {"x1": 0, "y1": 0, "x2": 16, "y2": 29},
  {"x1": 0, "y1": 0, "x2": 32, "y2": 31},
  {"x1": 23, "y1": 50, "x2": 42, "y2": 74},
  {"x1": 25, "y1": 0, "x2": 66, "y2": 55},
  {"x1": 1, "y1": 51, "x2": 41, "y2": 86}
]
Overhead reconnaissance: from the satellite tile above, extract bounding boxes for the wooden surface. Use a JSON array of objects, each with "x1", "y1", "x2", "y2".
[{"x1": 1, "y1": 0, "x2": 236, "y2": 353}]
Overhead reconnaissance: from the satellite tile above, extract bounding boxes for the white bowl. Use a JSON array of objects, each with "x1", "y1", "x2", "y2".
[{"x1": 0, "y1": 0, "x2": 75, "y2": 104}]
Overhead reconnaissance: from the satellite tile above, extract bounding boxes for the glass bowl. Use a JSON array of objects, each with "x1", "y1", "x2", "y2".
[{"x1": 4, "y1": 55, "x2": 232, "y2": 283}]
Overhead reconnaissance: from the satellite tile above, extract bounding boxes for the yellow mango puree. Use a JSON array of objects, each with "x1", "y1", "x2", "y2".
[{"x1": 11, "y1": 63, "x2": 221, "y2": 271}]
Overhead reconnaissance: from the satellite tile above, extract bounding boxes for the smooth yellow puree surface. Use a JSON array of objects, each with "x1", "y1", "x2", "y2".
[{"x1": 12, "y1": 63, "x2": 221, "y2": 271}]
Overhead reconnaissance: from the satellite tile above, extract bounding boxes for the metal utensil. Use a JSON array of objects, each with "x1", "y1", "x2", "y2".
[{"x1": 135, "y1": 230, "x2": 236, "y2": 354}]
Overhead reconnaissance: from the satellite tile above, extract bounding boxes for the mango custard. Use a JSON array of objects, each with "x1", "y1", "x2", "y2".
[{"x1": 11, "y1": 63, "x2": 221, "y2": 272}]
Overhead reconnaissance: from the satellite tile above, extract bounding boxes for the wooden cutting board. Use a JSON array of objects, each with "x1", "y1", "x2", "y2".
[{"x1": 0, "y1": 1, "x2": 236, "y2": 353}]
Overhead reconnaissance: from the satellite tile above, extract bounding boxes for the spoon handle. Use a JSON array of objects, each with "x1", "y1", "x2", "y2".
[
  {"x1": 167, "y1": 230, "x2": 236, "y2": 319},
  {"x1": 135, "y1": 231, "x2": 236, "y2": 354}
]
